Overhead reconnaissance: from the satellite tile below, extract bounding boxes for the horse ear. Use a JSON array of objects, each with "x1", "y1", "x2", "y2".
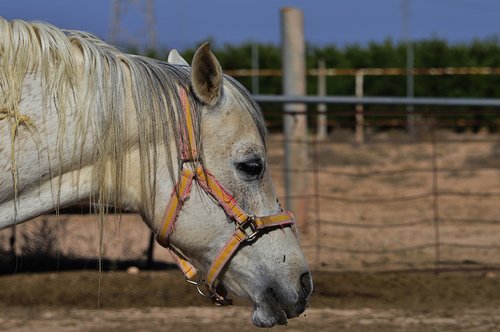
[
  {"x1": 191, "y1": 42, "x2": 223, "y2": 106},
  {"x1": 167, "y1": 49, "x2": 189, "y2": 66}
]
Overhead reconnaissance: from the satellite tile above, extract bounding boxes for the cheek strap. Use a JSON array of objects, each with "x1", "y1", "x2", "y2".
[{"x1": 156, "y1": 164, "x2": 295, "y2": 304}]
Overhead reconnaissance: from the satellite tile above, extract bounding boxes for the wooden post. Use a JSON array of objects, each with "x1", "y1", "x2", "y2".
[
  {"x1": 317, "y1": 59, "x2": 327, "y2": 139},
  {"x1": 146, "y1": 231, "x2": 155, "y2": 267},
  {"x1": 281, "y1": 7, "x2": 308, "y2": 230},
  {"x1": 355, "y1": 70, "x2": 365, "y2": 144},
  {"x1": 251, "y1": 43, "x2": 259, "y2": 94},
  {"x1": 9, "y1": 226, "x2": 16, "y2": 261}
]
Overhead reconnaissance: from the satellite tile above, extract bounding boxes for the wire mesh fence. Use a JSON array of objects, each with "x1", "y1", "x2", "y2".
[{"x1": 263, "y1": 102, "x2": 500, "y2": 273}]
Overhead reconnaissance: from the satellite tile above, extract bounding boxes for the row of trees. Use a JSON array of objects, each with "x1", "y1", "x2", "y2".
[
  {"x1": 173, "y1": 38, "x2": 500, "y2": 98},
  {"x1": 142, "y1": 38, "x2": 500, "y2": 132}
]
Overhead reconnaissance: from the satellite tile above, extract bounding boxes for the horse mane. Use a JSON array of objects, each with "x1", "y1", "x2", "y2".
[{"x1": 0, "y1": 17, "x2": 267, "y2": 221}]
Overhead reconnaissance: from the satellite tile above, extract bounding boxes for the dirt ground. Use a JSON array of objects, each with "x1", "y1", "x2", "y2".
[
  {"x1": 1, "y1": 131, "x2": 500, "y2": 331},
  {"x1": 0, "y1": 270, "x2": 500, "y2": 331}
]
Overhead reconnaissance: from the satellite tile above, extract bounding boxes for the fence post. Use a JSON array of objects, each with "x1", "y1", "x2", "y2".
[
  {"x1": 146, "y1": 231, "x2": 155, "y2": 267},
  {"x1": 317, "y1": 59, "x2": 327, "y2": 139},
  {"x1": 281, "y1": 7, "x2": 309, "y2": 230},
  {"x1": 431, "y1": 123, "x2": 441, "y2": 273},
  {"x1": 355, "y1": 70, "x2": 365, "y2": 144},
  {"x1": 251, "y1": 43, "x2": 259, "y2": 95},
  {"x1": 9, "y1": 226, "x2": 16, "y2": 260}
]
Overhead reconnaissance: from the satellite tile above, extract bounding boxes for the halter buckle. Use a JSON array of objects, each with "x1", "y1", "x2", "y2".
[{"x1": 238, "y1": 215, "x2": 259, "y2": 242}]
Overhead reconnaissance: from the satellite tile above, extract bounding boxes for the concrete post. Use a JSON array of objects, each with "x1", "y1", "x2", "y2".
[
  {"x1": 355, "y1": 70, "x2": 365, "y2": 144},
  {"x1": 317, "y1": 59, "x2": 327, "y2": 139},
  {"x1": 281, "y1": 7, "x2": 308, "y2": 229}
]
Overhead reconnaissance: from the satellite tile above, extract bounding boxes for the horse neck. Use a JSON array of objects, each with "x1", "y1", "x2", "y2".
[{"x1": 0, "y1": 64, "x2": 167, "y2": 228}]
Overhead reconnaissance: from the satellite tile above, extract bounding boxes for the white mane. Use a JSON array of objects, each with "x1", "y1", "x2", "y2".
[{"x1": 0, "y1": 18, "x2": 199, "y2": 217}]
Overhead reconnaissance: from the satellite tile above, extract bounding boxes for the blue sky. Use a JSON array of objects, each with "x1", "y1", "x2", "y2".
[{"x1": 2, "y1": 0, "x2": 500, "y2": 50}]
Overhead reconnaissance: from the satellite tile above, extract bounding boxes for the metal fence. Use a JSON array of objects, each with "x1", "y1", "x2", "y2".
[{"x1": 259, "y1": 95, "x2": 500, "y2": 273}]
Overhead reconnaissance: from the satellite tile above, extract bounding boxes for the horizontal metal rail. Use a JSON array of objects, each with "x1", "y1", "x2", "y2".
[
  {"x1": 225, "y1": 66, "x2": 500, "y2": 78},
  {"x1": 253, "y1": 95, "x2": 500, "y2": 107},
  {"x1": 305, "y1": 242, "x2": 500, "y2": 254}
]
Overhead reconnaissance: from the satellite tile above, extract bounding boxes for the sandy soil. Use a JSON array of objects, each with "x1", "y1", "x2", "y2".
[
  {"x1": 2, "y1": 306, "x2": 500, "y2": 332},
  {"x1": 0, "y1": 270, "x2": 499, "y2": 331}
]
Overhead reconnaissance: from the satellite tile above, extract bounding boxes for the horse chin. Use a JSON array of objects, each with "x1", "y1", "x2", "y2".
[
  {"x1": 252, "y1": 307, "x2": 288, "y2": 327},
  {"x1": 220, "y1": 280, "x2": 302, "y2": 327},
  {"x1": 250, "y1": 286, "x2": 307, "y2": 328},
  {"x1": 219, "y1": 266, "x2": 312, "y2": 327},
  {"x1": 252, "y1": 302, "x2": 289, "y2": 327}
]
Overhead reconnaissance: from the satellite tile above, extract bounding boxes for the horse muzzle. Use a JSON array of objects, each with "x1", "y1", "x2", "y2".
[{"x1": 252, "y1": 270, "x2": 313, "y2": 327}]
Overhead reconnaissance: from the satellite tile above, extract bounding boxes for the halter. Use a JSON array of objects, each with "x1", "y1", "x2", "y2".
[{"x1": 156, "y1": 88, "x2": 295, "y2": 305}]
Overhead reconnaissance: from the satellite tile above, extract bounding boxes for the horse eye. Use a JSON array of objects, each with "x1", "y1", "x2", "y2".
[{"x1": 236, "y1": 159, "x2": 264, "y2": 178}]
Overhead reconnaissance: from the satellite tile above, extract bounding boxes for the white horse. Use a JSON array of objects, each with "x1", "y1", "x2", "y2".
[{"x1": 0, "y1": 18, "x2": 312, "y2": 327}]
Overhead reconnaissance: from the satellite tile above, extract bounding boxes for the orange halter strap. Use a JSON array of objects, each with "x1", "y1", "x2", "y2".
[{"x1": 156, "y1": 87, "x2": 294, "y2": 305}]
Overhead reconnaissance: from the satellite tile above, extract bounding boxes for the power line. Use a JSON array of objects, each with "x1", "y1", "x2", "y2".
[{"x1": 423, "y1": 0, "x2": 500, "y2": 14}]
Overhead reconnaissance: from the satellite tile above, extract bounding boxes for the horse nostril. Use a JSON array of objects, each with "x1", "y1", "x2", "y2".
[{"x1": 299, "y1": 271, "x2": 313, "y2": 299}]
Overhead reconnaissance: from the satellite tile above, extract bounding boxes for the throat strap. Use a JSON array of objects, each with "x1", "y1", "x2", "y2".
[
  {"x1": 157, "y1": 167, "x2": 195, "y2": 242},
  {"x1": 156, "y1": 166, "x2": 198, "y2": 280}
]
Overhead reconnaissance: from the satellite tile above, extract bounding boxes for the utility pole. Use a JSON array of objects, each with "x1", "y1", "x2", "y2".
[
  {"x1": 110, "y1": 1, "x2": 159, "y2": 267},
  {"x1": 110, "y1": 0, "x2": 122, "y2": 46},
  {"x1": 281, "y1": 7, "x2": 309, "y2": 230},
  {"x1": 110, "y1": 0, "x2": 157, "y2": 51},
  {"x1": 144, "y1": 0, "x2": 157, "y2": 50}
]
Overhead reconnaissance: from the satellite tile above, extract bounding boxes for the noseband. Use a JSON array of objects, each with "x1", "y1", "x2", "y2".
[{"x1": 156, "y1": 88, "x2": 295, "y2": 305}]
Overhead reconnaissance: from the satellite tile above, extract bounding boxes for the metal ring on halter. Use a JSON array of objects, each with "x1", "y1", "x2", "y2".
[
  {"x1": 185, "y1": 276, "x2": 214, "y2": 298},
  {"x1": 196, "y1": 282, "x2": 216, "y2": 299},
  {"x1": 185, "y1": 275, "x2": 223, "y2": 301},
  {"x1": 186, "y1": 277, "x2": 230, "y2": 306},
  {"x1": 238, "y1": 215, "x2": 259, "y2": 243}
]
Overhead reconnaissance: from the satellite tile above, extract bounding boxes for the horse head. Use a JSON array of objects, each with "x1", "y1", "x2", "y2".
[{"x1": 156, "y1": 44, "x2": 313, "y2": 327}]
